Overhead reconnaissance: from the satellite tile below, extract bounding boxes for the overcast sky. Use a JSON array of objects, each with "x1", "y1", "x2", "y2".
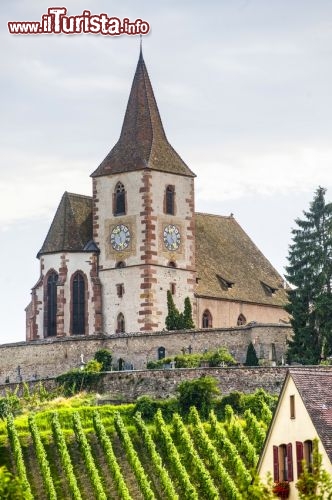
[{"x1": 1, "y1": 0, "x2": 332, "y2": 344}]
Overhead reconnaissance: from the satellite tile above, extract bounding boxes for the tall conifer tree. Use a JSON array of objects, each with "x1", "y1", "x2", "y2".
[{"x1": 286, "y1": 187, "x2": 332, "y2": 364}]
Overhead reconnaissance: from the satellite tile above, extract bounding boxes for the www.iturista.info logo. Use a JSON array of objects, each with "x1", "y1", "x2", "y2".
[{"x1": 8, "y1": 7, "x2": 150, "y2": 35}]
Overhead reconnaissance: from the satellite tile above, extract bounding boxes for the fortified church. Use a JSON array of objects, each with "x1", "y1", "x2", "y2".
[{"x1": 26, "y1": 50, "x2": 289, "y2": 341}]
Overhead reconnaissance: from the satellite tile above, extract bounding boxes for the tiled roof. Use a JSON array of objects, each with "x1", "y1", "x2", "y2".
[
  {"x1": 195, "y1": 212, "x2": 287, "y2": 306},
  {"x1": 37, "y1": 192, "x2": 93, "y2": 256},
  {"x1": 91, "y1": 51, "x2": 195, "y2": 178},
  {"x1": 290, "y1": 368, "x2": 332, "y2": 462}
]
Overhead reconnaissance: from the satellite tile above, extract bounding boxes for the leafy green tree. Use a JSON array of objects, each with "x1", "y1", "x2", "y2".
[
  {"x1": 182, "y1": 297, "x2": 195, "y2": 329},
  {"x1": 296, "y1": 438, "x2": 332, "y2": 499},
  {"x1": 165, "y1": 290, "x2": 181, "y2": 330},
  {"x1": 94, "y1": 349, "x2": 113, "y2": 371},
  {"x1": 176, "y1": 376, "x2": 220, "y2": 418},
  {"x1": 286, "y1": 187, "x2": 332, "y2": 364},
  {"x1": 245, "y1": 342, "x2": 259, "y2": 366}
]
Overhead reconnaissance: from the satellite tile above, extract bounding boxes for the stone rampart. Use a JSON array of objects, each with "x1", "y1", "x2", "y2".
[{"x1": 0, "y1": 323, "x2": 292, "y2": 384}]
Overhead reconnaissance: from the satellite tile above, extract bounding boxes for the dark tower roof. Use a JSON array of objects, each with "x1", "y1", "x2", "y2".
[
  {"x1": 37, "y1": 192, "x2": 93, "y2": 257},
  {"x1": 91, "y1": 51, "x2": 195, "y2": 178}
]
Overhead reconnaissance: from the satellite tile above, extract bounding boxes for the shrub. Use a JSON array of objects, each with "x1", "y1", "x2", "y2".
[
  {"x1": 245, "y1": 342, "x2": 259, "y2": 366},
  {"x1": 176, "y1": 376, "x2": 220, "y2": 418},
  {"x1": 94, "y1": 349, "x2": 113, "y2": 371},
  {"x1": 84, "y1": 360, "x2": 102, "y2": 372}
]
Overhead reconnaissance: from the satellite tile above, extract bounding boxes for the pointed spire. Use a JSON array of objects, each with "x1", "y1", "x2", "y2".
[{"x1": 91, "y1": 51, "x2": 195, "y2": 178}]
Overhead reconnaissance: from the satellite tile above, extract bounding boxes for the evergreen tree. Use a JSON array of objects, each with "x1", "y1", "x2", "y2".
[
  {"x1": 182, "y1": 297, "x2": 195, "y2": 329},
  {"x1": 165, "y1": 290, "x2": 181, "y2": 330},
  {"x1": 286, "y1": 187, "x2": 332, "y2": 364},
  {"x1": 245, "y1": 342, "x2": 259, "y2": 366}
]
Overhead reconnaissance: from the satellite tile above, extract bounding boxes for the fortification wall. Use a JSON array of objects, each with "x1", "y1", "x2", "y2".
[
  {"x1": 0, "y1": 366, "x2": 289, "y2": 400},
  {"x1": 0, "y1": 323, "x2": 291, "y2": 384}
]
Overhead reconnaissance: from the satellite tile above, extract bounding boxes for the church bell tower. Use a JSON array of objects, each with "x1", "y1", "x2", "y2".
[{"x1": 91, "y1": 49, "x2": 196, "y2": 334}]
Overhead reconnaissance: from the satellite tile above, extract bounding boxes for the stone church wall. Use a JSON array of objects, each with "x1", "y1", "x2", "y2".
[
  {"x1": 0, "y1": 366, "x2": 288, "y2": 400},
  {"x1": 0, "y1": 323, "x2": 291, "y2": 384}
]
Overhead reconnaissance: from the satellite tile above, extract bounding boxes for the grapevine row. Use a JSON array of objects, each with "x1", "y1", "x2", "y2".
[
  {"x1": 92, "y1": 411, "x2": 132, "y2": 500},
  {"x1": 114, "y1": 412, "x2": 156, "y2": 500},
  {"x1": 154, "y1": 409, "x2": 199, "y2": 500},
  {"x1": 6, "y1": 413, "x2": 34, "y2": 500},
  {"x1": 243, "y1": 409, "x2": 266, "y2": 452},
  {"x1": 188, "y1": 407, "x2": 242, "y2": 500},
  {"x1": 72, "y1": 412, "x2": 107, "y2": 500},
  {"x1": 171, "y1": 412, "x2": 219, "y2": 499},
  {"x1": 223, "y1": 405, "x2": 258, "y2": 468},
  {"x1": 133, "y1": 412, "x2": 179, "y2": 500},
  {"x1": 208, "y1": 410, "x2": 252, "y2": 488},
  {"x1": 28, "y1": 415, "x2": 57, "y2": 500},
  {"x1": 51, "y1": 412, "x2": 82, "y2": 500}
]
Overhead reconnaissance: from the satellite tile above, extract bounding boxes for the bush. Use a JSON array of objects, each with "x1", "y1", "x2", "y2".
[
  {"x1": 94, "y1": 349, "x2": 113, "y2": 371},
  {"x1": 133, "y1": 396, "x2": 158, "y2": 420},
  {"x1": 204, "y1": 347, "x2": 236, "y2": 367},
  {"x1": 245, "y1": 342, "x2": 259, "y2": 366},
  {"x1": 176, "y1": 376, "x2": 220, "y2": 419},
  {"x1": 56, "y1": 369, "x2": 102, "y2": 395},
  {"x1": 84, "y1": 360, "x2": 102, "y2": 372},
  {"x1": 214, "y1": 391, "x2": 245, "y2": 419}
]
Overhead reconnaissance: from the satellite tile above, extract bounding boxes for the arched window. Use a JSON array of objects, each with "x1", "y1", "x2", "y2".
[
  {"x1": 158, "y1": 346, "x2": 166, "y2": 360},
  {"x1": 202, "y1": 309, "x2": 212, "y2": 329},
  {"x1": 165, "y1": 185, "x2": 175, "y2": 215},
  {"x1": 114, "y1": 182, "x2": 126, "y2": 216},
  {"x1": 237, "y1": 314, "x2": 246, "y2": 326},
  {"x1": 117, "y1": 313, "x2": 125, "y2": 333},
  {"x1": 46, "y1": 272, "x2": 58, "y2": 337},
  {"x1": 168, "y1": 261, "x2": 177, "y2": 268},
  {"x1": 72, "y1": 272, "x2": 86, "y2": 335}
]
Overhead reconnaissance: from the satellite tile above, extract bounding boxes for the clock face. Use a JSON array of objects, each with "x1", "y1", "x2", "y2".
[
  {"x1": 110, "y1": 224, "x2": 131, "y2": 251},
  {"x1": 163, "y1": 224, "x2": 181, "y2": 251}
]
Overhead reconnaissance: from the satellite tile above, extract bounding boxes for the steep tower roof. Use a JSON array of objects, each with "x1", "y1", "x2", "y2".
[
  {"x1": 91, "y1": 51, "x2": 195, "y2": 178},
  {"x1": 37, "y1": 192, "x2": 93, "y2": 256}
]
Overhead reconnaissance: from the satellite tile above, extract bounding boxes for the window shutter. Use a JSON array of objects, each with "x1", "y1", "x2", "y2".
[
  {"x1": 287, "y1": 443, "x2": 294, "y2": 481},
  {"x1": 296, "y1": 441, "x2": 304, "y2": 477},
  {"x1": 273, "y1": 445, "x2": 279, "y2": 482}
]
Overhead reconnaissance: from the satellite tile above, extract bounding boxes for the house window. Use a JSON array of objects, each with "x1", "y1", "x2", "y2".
[
  {"x1": 170, "y1": 283, "x2": 176, "y2": 295},
  {"x1": 304, "y1": 440, "x2": 313, "y2": 472},
  {"x1": 165, "y1": 185, "x2": 175, "y2": 215},
  {"x1": 274, "y1": 443, "x2": 293, "y2": 482},
  {"x1": 72, "y1": 272, "x2": 86, "y2": 335},
  {"x1": 114, "y1": 182, "x2": 126, "y2": 216},
  {"x1": 117, "y1": 313, "x2": 125, "y2": 333},
  {"x1": 290, "y1": 395, "x2": 295, "y2": 419},
  {"x1": 46, "y1": 272, "x2": 58, "y2": 337},
  {"x1": 296, "y1": 440, "x2": 313, "y2": 477},
  {"x1": 158, "y1": 346, "x2": 166, "y2": 360},
  {"x1": 237, "y1": 314, "x2": 246, "y2": 326},
  {"x1": 202, "y1": 310, "x2": 212, "y2": 329},
  {"x1": 116, "y1": 284, "x2": 124, "y2": 298}
]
